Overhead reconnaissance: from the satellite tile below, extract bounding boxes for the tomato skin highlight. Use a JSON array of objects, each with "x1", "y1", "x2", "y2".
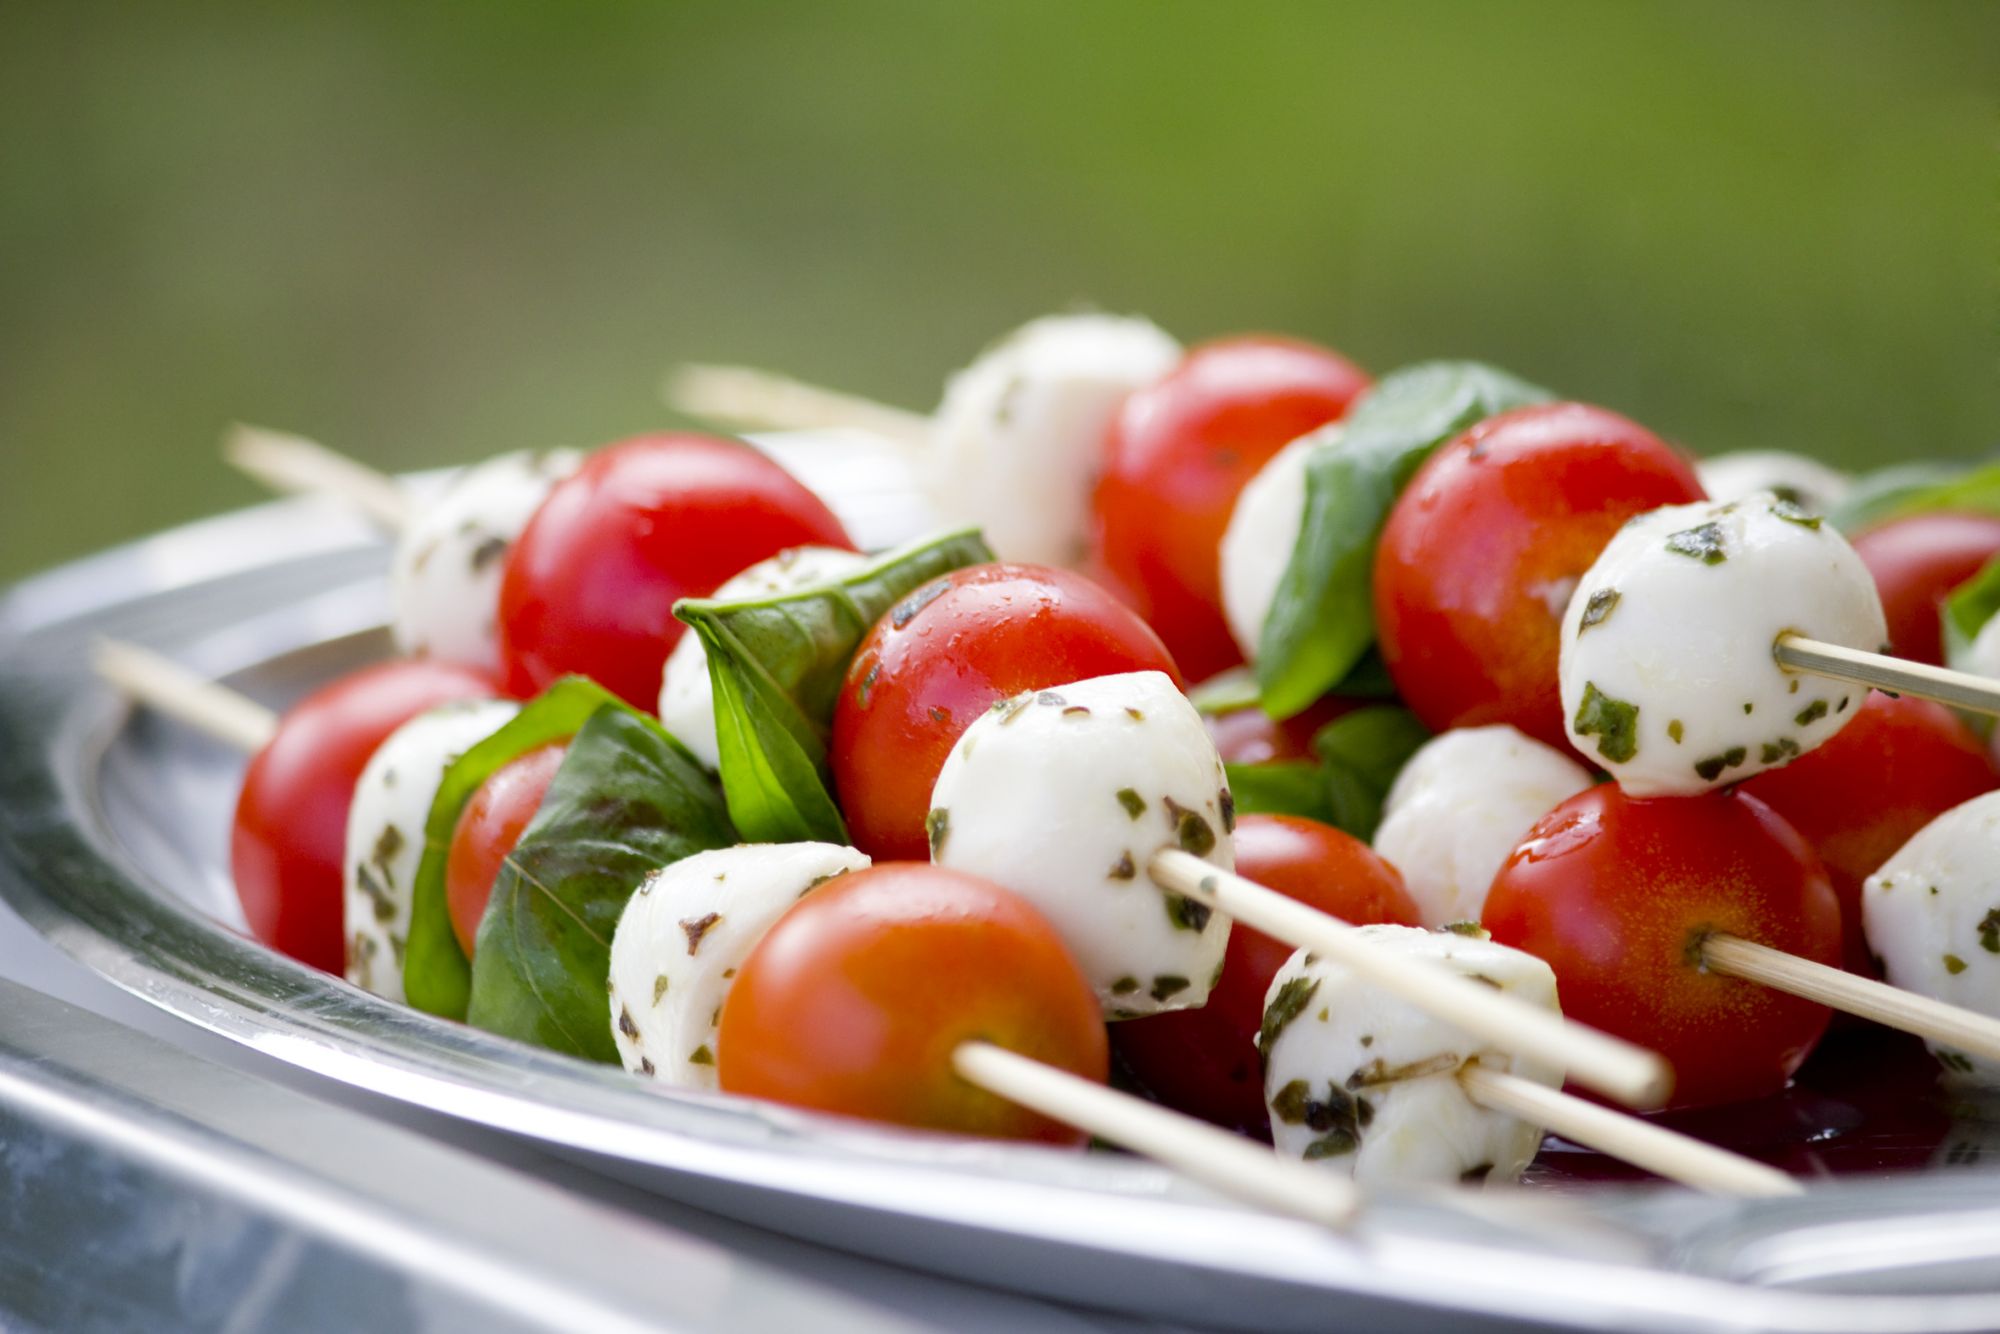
[
  {"x1": 1740, "y1": 691, "x2": 1998, "y2": 974},
  {"x1": 830, "y1": 562, "x2": 1180, "y2": 861},
  {"x1": 445, "y1": 740, "x2": 568, "y2": 959},
  {"x1": 497, "y1": 434, "x2": 853, "y2": 708},
  {"x1": 1849, "y1": 511, "x2": 2000, "y2": 667},
  {"x1": 1112, "y1": 814, "x2": 1420, "y2": 1132},
  {"x1": 1090, "y1": 336, "x2": 1369, "y2": 681},
  {"x1": 1373, "y1": 402, "x2": 1705, "y2": 753},
  {"x1": 716, "y1": 863, "x2": 1108, "y2": 1143},
  {"x1": 1482, "y1": 785, "x2": 1842, "y2": 1110},
  {"x1": 230, "y1": 659, "x2": 499, "y2": 973}
]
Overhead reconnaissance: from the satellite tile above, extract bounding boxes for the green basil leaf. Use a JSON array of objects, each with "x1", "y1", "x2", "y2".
[
  {"x1": 1223, "y1": 760, "x2": 1334, "y2": 825},
  {"x1": 465, "y1": 704, "x2": 735, "y2": 1061},
  {"x1": 675, "y1": 526, "x2": 994, "y2": 843},
  {"x1": 1943, "y1": 552, "x2": 2000, "y2": 675},
  {"x1": 1313, "y1": 705, "x2": 1431, "y2": 841},
  {"x1": 404, "y1": 676, "x2": 626, "y2": 1019},
  {"x1": 1189, "y1": 668, "x2": 1261, "y2": 716},
  {"x1": 1828, "y1": 460, "x2": 2000, "y2": 535},
  {"x1": 1256, "y1": 362, "x2": 1552, "y2": 718}
]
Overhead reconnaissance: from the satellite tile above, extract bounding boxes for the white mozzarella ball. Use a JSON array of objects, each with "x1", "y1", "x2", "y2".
[
  {"x1": 656, "y1": 545, "x2": 871, "y2": 769},
  {"x1": 1260, "y1": 925, "x2": 1561, "y2": 1186},
  {"x1": 1963, "y1": 613, "x2": 2000, "y2": 685},
  {"x1": 1696, "y1": 450, "x2": 1851, "y2": 516},
  {"x1": 1559, "y1": 492, "x2": 1887, "y2": 796},
  {"x1": 390, "y1": 449, "x2": 583, "y2": 672},
  {"x1": 1373, "y1": 726, "x2": 1592, "y2": 928},
  {"x1": 924, "y1": 313, "x2": 1180, "y2": 566},
  {"x1": 1863, "y1": 792, "x2": 2000, "y2": 1084},
  {"x1": 1220, "y1": 433, "x2": 1319, "y2": 661},
  {"x1": 607, "y1": 842, "x2": 871, "y2": 1088},
  {"x1": 928, "y1": 670, "x2": 1232, "y2": 1017},
  {"x1": 343, "y1": 697, "x2": 519, "y2": 1002}
]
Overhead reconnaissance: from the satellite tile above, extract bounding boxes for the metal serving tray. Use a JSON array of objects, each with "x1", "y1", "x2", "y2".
[{"x1": 3, "y1": 437, "x2": 2000, "y2": 1333}]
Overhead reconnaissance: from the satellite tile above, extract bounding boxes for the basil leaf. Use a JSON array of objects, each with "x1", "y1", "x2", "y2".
[
  {"x1": 1943, "y1": 552, "x2": 2000, "y2": 675},
  {"x1": 1313, "y1": 705, "x2": 1430, "y2": 841},
  {"x1": 1828, "y1": 460, "x2": 2000, "y2": 535},
  {"x1": 465, "y1": 705, "x2": 734, "y2": 1061},
  {"x1": 1189, "y1": 668, "x2": 1261, "y2": 716},
  {"x1": 1256, "y1": 362, "x2": 1552, "y2": 718},
  {"x1": 1224, "y1": 760, "x2": 1334, "y2": 825},
  {"x1": 404, "y1": 676, "x2": 626, "y2": 1019},
  {"x1": 675, "y1": 526, "x2": 994, "y2": 843}
]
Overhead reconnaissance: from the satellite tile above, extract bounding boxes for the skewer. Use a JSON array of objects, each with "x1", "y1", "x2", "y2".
[
  {"x1": 224, "y1": 423, "x2": 412, "y2": 533},
  {"x1": 952, "y1": 1042, "x2": 1360, "y2": 1226},
  {"x1": 1150, "y1": 849, "x2": 1675, "y2": 1110},
  {"x1": 91, "y1": 640, "x2": 277, "y2": 752},
  {"x1": 1456, "y1": 1065, "x2": 1799, "y2": 1198},
  {"x1": 1776, "y1": 634, "x2": 2000, "y2": 718},
  {"x1": 664, "y1": 364, "x2": 931, "y2": 449}
]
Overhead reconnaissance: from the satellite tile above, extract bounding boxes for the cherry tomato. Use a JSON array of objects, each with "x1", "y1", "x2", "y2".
[
  {"x1": 498, "y1": 434, "x2": 853, "y2": 707},
  {"x1": 831, "y1": 562, "x2": 1180, "y2": 860},
  {"x1": 716, "y1": 863, "x2": 1107, "y2": 1143},
  {"x1": 1482, "y1": 784, "x2": 1841, "y2": 1110},
  {"x1": 1741, "y1": 691, "x2": 1997, "y2": 974},
  {"x1": 1090, "y1": 336, "x2": 1369, "y2": 681},
  {"x1": 1202, "y1": 695, "x2": 1356, "y2": 766},
  {"x1": 1112, "y1": 814, "x2": 1420, "y2": 1131},
  {"x1": 445, "y1": 740, "x2": 568, "y2": 958},
  {"x1": 231, "y1": 659, "x2": 498, "y2": 973},
  {"x1": 1849, "y1": 511, "x2": 2000, "y2": 666},
  {"x1": 1374, "y1": 402, "x2": 1705, "y2": 752}
]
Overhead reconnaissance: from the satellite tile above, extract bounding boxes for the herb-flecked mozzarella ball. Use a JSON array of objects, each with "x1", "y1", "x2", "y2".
[
  {"x1": 1863, "y1": 791, "x2": 2000, "y2": 1084},
  {"x1": 1219, "y1": 433, "x2": 1320, "y2": 661},
  {"x1": 1696, "y1": 450, "x2": 1851, "y2": 516},
  {"x1": 657, "y1": 545, "x2": 871, "y2": 769},
  {"x1": 608, "y1": 842, "x2": 871, "y2": 1088},
  {"x1": 1559, "y1": 492, "x2": 1887, "y2": 796},
  {"x1": 927, "y1": 670, "x2": 1233, "y2": 1017},
  {"x1": 925, "y1": 313, "x2": 1180, "y2": 567},
  {"x1": 1372, "y1": 726, "x2": 1592, "y2": 928},
  {"x1": 390, "y1": 449, "x2": 583, "y2": 672},
  {"x1": 1260, "y1": 925, "x2": 1561, "y2": 1186},
  {"x1": 343, "y1": 697, "x2": 520, "y2": 1001}
]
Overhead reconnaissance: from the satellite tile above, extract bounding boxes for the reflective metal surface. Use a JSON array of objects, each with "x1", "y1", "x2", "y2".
[{"x1": 3, "y1": 441, "x2": 2000, "y2": 1331}]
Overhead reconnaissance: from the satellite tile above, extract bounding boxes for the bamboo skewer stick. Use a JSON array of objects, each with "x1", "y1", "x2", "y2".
[
  {"x1": 223, "y1": 424, "x2": 413, "y2": 533},
  {"x1": 1150, "y1": 850, "x2": 1675, "y2": 1110},
  {"x1": 1457, "y1": 1065, "x2": 1799, "y2": 1198},
  {"x1": 91, "y1": 640, "x2": 277, "y2": 752},
  {"x1": 664, "y1": 364, "x2": 932, "y2": 449},
  {"x1": 1777, "y1": 634, "x2": 2000, "y2": 718}
]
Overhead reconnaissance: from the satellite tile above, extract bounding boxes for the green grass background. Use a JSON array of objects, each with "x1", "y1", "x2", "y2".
[{"x1": 2, "y1": 2, "x2": 1995, "y2": 580}]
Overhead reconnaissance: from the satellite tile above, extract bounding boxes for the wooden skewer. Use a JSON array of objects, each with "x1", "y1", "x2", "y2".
[
  {"x1": 1701, "y1": 933, "x2": 2000, "y2": 1065},
  {"x1": 1457, "y1": 1064, "x2": 1799, "y2": 1198},
  {"x1": 1150, "y1": 850, "x2": 1674, "y2": 1110},
  {"x1": 665, "y1": 364, "x2": 932, "y2": 449},
  {"x1": 92, "y1": 640, "x2": 277, "y2": 752},
  {"x1": 953, "y1": 1042, "x2": 1360, "y2": 1227},
  {"x1": 224, "y1": 423, "x2": 413, "y2": 533},
  {"x1": 1777, "y1": 634, "x2": 2000, "y2": 718}
]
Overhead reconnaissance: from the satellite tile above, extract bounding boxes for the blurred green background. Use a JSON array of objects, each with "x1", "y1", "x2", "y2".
[{"x1": 3, "y1": 2, "x2": 1995, "y2": 581}]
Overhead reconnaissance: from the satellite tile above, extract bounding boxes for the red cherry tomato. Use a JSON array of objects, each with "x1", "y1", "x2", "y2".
[
  {"x1": 1203, "y1": 695, "x2": 1355, "y2": 766},
  {"x1": 831, "y1": 562, "x2": 1180, "y2": 860},
  {"x1": 498, "y1": 434, "x2": 853, "y2": 708},
  {"x1": 1482, "y1": 785, "x2": 1842, "y2": 1110},
  {"x1": 1091, "y1": 336, "x2": 1369, "y2": 681},
  {"x1": 1849, "y1": 511, "x2": 2000, "y2": 666},
  {"x1": 1112, "y1": 814, "x2": 1420, "y2": 1132},
  {"x1": 231, "y1": 659, "x2": 498, "y2": 973},
  {"x1": 1374, "y1": 402, "x2": 1705, "y2": 752},
  {"x1": 716, "y1": 863, "x2": 1108, "y2": 1143},
  {"x1": 445, "y1": 740, "x2": 568, "y2": 958},
  {"x1": 1741, "y1": 691, "x2": 1997, "y2": 974}
]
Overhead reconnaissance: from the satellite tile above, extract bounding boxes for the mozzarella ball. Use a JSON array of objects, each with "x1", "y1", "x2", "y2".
[
  {"x1": 657, "y1": 545, "x2": 871, "y2": 769},
  {"x1": 1261, "y1": 925, "x2": 1561, "y2": 1185},
  {"x1": 1962, "y1": 613, "x2": 2000, "y2": 685},
  {"x1": 1696, "y1": 450, "x2": 1851, "y2": 516},
  {"x1": 925, "y1": 313, "x2": 1180, "y2": 566},
  {"x1": 927, "y1": 670, "x2": 1232, "y2": 1017},
  {"x1": 608, "y1": 842, "x2": 871, "y2": 1088},
  {"x1": 1220, "y1": 433, "x2": 1320, "y2": 660},
  {"x1": 1863, "y1": 791, "x2": 2000, "y2": 1084},
  {"x1": 1559, "y1": 492, "x2": 1887, "y2": 796},
  {"x1": 390, "y1": 449, "x2": 583, "y2": 672},
  {"x1": 1373, "y1": 726, "x2": 1593, "y2": 927},
  {"x1": 344, "y1": 697, "x2": 520, "y2": 1002}
]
